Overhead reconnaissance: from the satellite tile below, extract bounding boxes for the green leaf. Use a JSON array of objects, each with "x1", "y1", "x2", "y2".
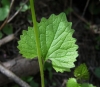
[
  {"x1": 0, "y1": 6, "x2": 9, "y2": 21},
  {"x1": 81, "y1": 83, "x2": 96, "y2": 87},
  {"x1": 2, "y1": 24, "x2": 13, "y2": 35},
  {"x1": 0, "y1": 0, "x2": 10, "y2": 21},
  {"x1": 18, "y1": 27, "x2": 37, "y2": 58},
  {"x1": 18, "y1": 13, "x2": 78, "y2": 72},
  {"x1": 1, "y1": 0, "x2": 10, "y2": 6},
  {"x1": 30, "y1": 80, "x2": 39, "y2": 87},
  {"x1": 20, "y1": 4, "x2": 30, "y2": 12},
  {"x1": 67, "y1": 78, "x2": 80, "y2": 87},
  {"x1": 22, "y1": 76, "x2": 39, "y2": 87},
  {"x1": 94, "y1": 67, "x2": 100, "y2": 79},
  {"x1": 27, "y1": 77, "x2": 33, "y2": 82},
  {"x1": 74, "y1": 63, "x2": 89, "y2": 80},
  {"x1": 0, "y1": 31, "x2": 3, "y2": 39}
]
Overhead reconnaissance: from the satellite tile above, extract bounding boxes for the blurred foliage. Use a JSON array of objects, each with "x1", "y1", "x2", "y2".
[
  {"x1": 0, "y1": 0, "x2": 10, "y2": 21},
  {"x1": 0, "y1": 24, "x2": 13, "y2": 39},
  {"x1": 66, "y1": 63, "x2": 96, "y2": 87},
  {"x1": 94, "y1": 67, "x2": 100, "y2": 79},
  {"x1": 74, "y1": 63, "x2": 89, "y2": 81},
  {"x1": 16, "y1": 2, "x2": 30, "y2": 12},
  {"x1": 64, "y1": 7, "x2": 73, "y2": 16}
]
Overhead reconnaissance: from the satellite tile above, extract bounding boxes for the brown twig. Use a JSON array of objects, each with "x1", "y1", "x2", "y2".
[
  {"x1": 0, "y1": 34, "x2": 15, "y2": 46},
  {"x1": 0, "y1": 0, "x2": 28, "y2": 46},
  {"x1": 72, "y1": 11, "x2": 89, "y2": 24},
  {"x1": 0, "y1": 0, "x2": 15, "y2": 30},
  {"x1": 7, "y1": 0, "x2": 29, "y2": 23},
  {"x1": 61, "y1": 79, "x2": 67, "y2": 87},
  {"x1": 0, "y1": 0, "x2": 29, "y2": 30},
  {"x1": 0, "y1": 56, "x2": 39, "y2": 86},
  {"x1": 0, "y1": 62, "x2": 31, "y2": 87}
]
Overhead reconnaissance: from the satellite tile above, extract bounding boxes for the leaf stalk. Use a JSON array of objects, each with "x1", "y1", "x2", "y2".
[{"x1": 29, "y1": 0, "x2": 45, "y2": 87}]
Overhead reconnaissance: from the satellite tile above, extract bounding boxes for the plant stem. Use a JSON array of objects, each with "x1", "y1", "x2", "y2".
[{"x1": 29, "y1": 0, "x2": 45, "y2": 87}]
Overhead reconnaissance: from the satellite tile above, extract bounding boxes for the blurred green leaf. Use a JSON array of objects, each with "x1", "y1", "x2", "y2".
[
  {"x1": 81, "y1": 83, "x2": 96, "y2": 87},
  {"x1": 27, "y1": 77, "x2": 33, "y2": 82},
  {"x1": 0, "y1": 31, "x2": 3, "y2": 39},
  {"x1": 0, "y1": 0, "x2": 10, "y2": 21},
  {"x1": 2, "y1": 24, "x2": 13, "y2": 35},
  {"x1": 1, "y1": 0, "x2": 10, "y2": 6},
  {"x1": 21, "y1": 76, "x2": 39, "y2": 87},
  {"x1": 22, "y1": 76, "x2": 33, "y2": 82},
  {"x1": 16, "y1": 3, "x2": 30, "y2": 12},
  {"x1": 30, "y1": 80, "x2": 39, "y2": 87},
  {"x1": 94, "y1": 67, "x2": 100, "y2": 79},
  {"x1": 67, "y1": 78, "x2": 80, "y2": 87},
  {"x1": 21, "y1": 4, "x2": 30, "y2": 12},
  {"x1": 64, "y1": 7, "x2": 73, "y2": 16},
  {"x1": 74, "y1": 63, "x2": 89, "y2": 80},
  {"x1": 0, "y1": 6, "x2": 9, "y2": 21}
]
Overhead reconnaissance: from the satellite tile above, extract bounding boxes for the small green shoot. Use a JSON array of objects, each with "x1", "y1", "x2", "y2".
[
  {"x1": 66, "y1": 64, "x2": 96, "y2": 87},
  {"x1": 74, "y1": 63, "x2": 89, "y2": 80}
]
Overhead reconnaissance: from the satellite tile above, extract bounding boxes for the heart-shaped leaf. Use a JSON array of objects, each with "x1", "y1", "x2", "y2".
[{"x1": 18, "y1": 13, "x2": 78, "y2": 72}]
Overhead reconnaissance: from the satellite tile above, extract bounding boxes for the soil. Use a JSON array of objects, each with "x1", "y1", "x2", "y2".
[{"x1": 0, "y1": 0, "x2": 100, "y2": 87}]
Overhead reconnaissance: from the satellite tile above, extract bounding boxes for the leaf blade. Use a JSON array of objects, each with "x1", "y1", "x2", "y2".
[
  {"x1": 39, "y1": 13, "x2": 78, "y2": 72},
  {"x1": 74, "y1": 63, "x2": 89, "y2": 80},
  {"x1": 17, "y1": 27, "x2": 37, "y2": 58},
  {"x1": 18, "y1": 13, "x2": 78, "y2": 72}
]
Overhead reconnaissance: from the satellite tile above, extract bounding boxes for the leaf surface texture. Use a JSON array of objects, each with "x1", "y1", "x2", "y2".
[{"x1": 18, "y1": 13, "x2": 78, "y2": 72}]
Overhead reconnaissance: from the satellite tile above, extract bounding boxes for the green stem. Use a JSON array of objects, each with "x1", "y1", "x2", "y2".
[{"x1": 29, "y1": 0, "x2": 45, "y2": 87}]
